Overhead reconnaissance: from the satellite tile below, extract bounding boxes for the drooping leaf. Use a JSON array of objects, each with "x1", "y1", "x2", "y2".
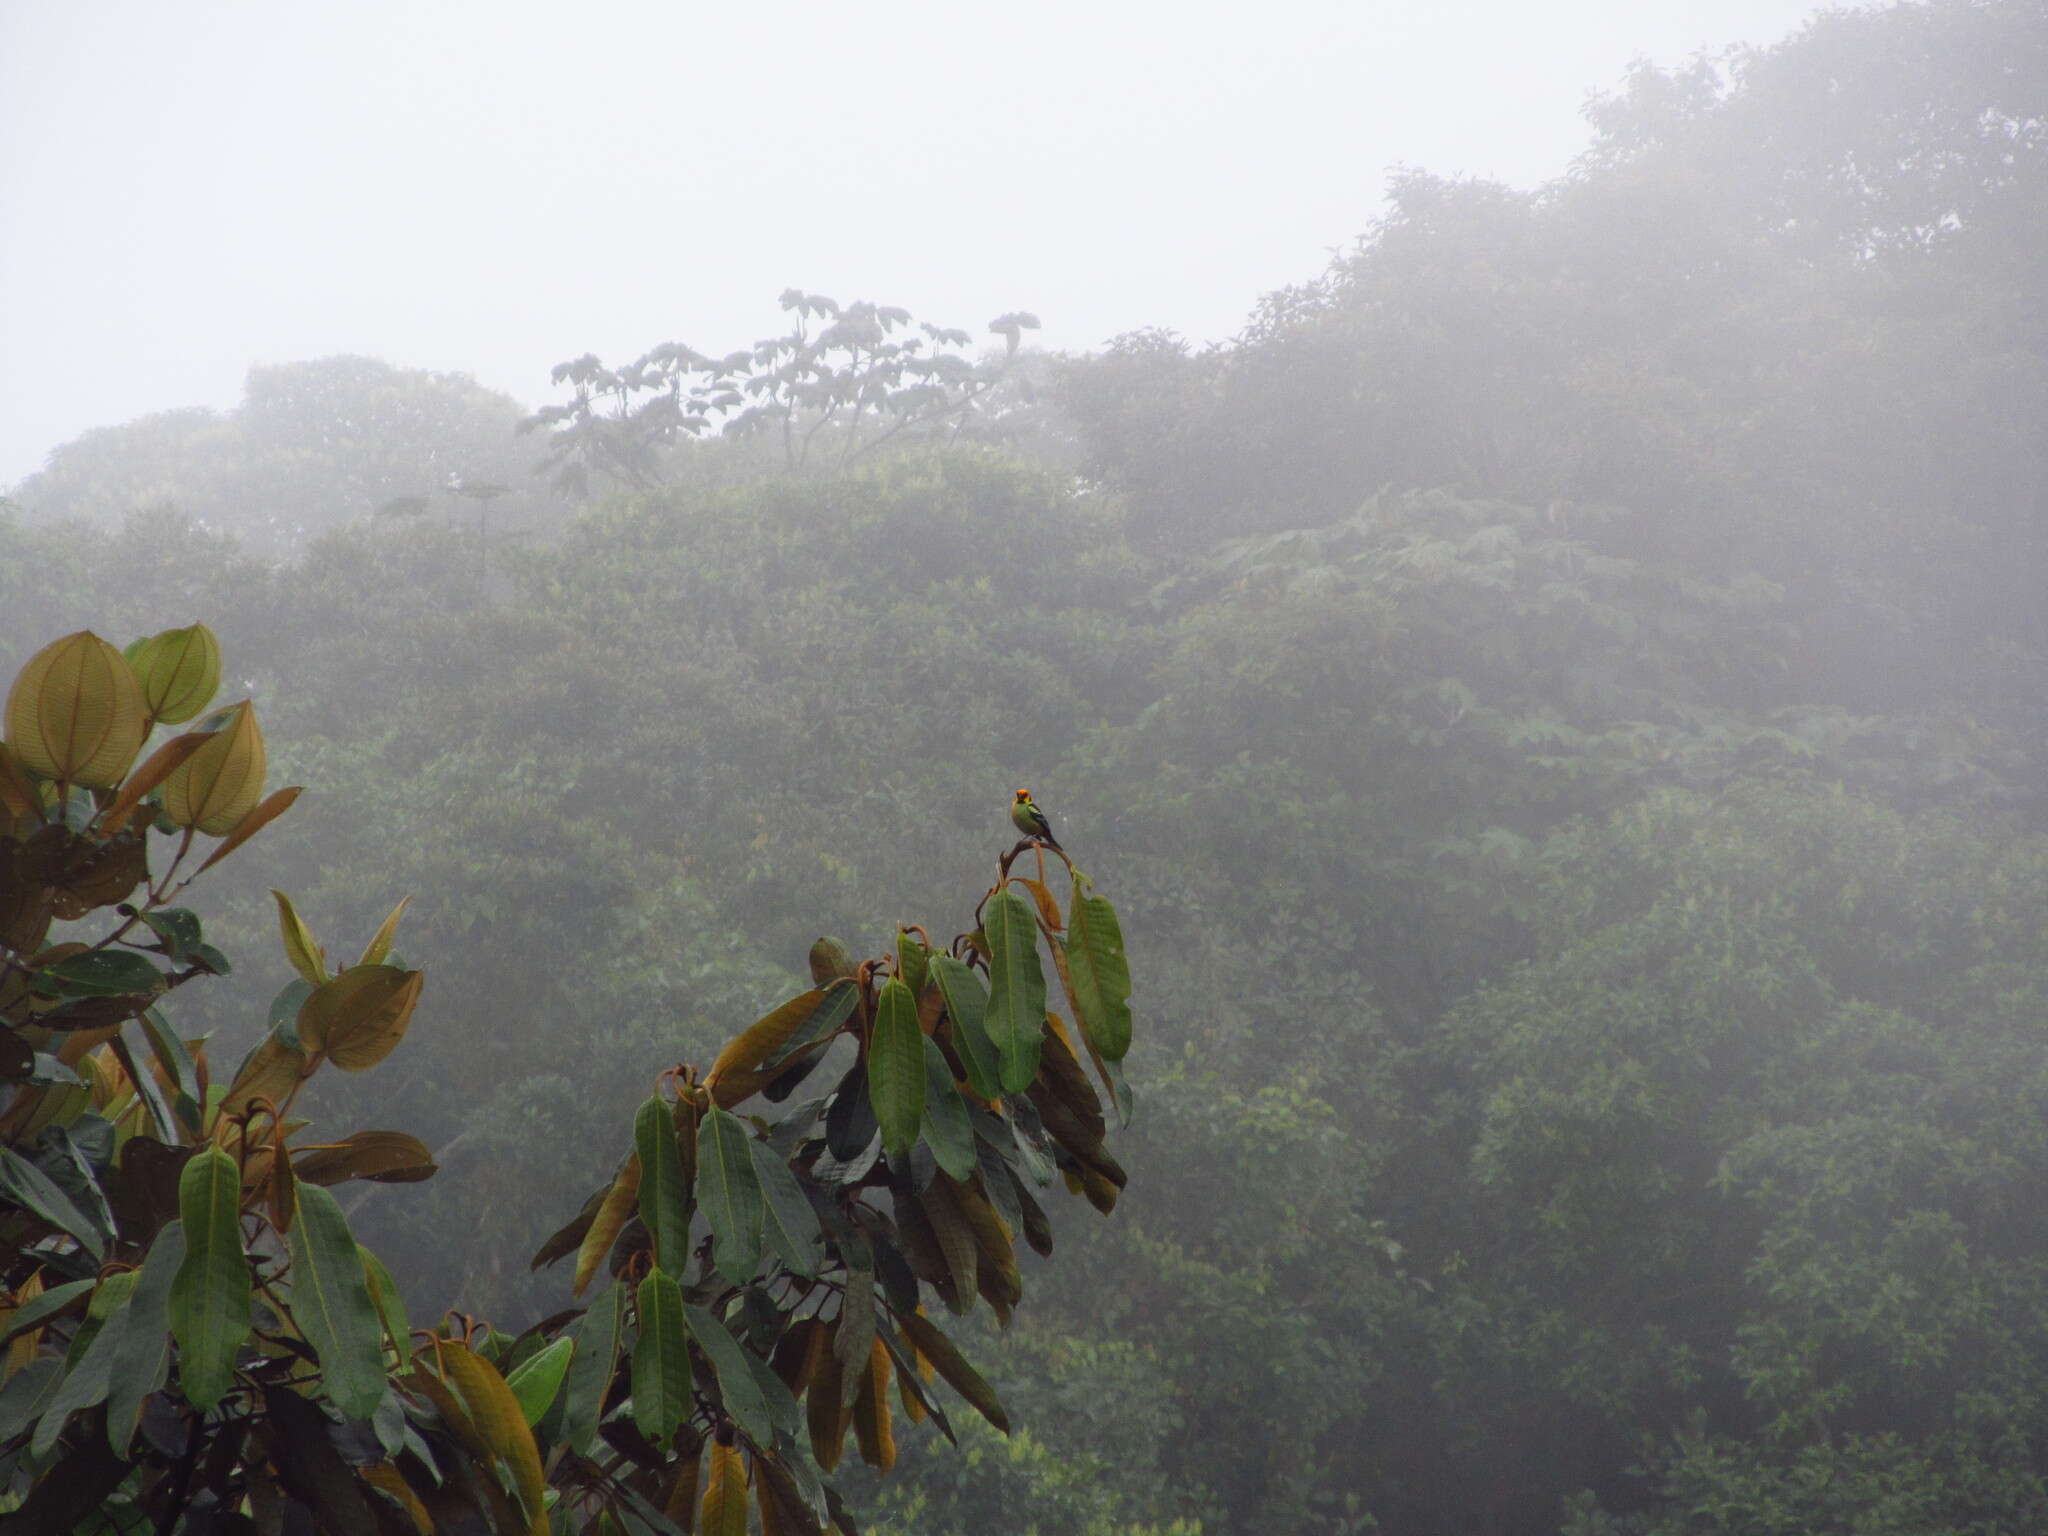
[
  {"x1": 683, "y1": 1304, "x2": 774, "y2": 1446},
  {"x1": 560, "y1": 1279, "x2": 625, "y2": 1456},
  {"x1": 169, "y1": 1145, "x2": 249, "y2": 1409},
  {"x1": 1064, "y1": 892, "x2": 1134, "y2": 1062},
  {"x1": 104, "y1": 1220, "x2": 184, "y2": 1454},
  {"x1": 709, "y1": 986, "x2": 844, "y2": 1090},
  {"x1": 294, "y1": 1129, "x2": 437, "y2": 1186},
  {"x1": 831, "y1": 1267, "x2": 876, "y2": 1412},
  {"x1": 0, "y1": 1143, "x2": 105, "y2": 1259},
  {"x1": 191, "y1": 784, "x2": 302, "y2": 875},
  {"x1": 697, "y1": 1105, "x2": 765, "y2": 1283},
  {"x1": 633, "y1": 1267, "x2": 692, "y2": 1444},
  {"x1": 749, "y1": 1134, "x2": 820, "y2": 1278},
  {"x1": 635, "y1": 1095, "x2": 691, "y2": 1273},
  {"x1": 983, "y1": 890, "x2": 1046, "y2": 1092},
  {"x1": 287, "y1": 1182, "x2": 387, "y2": 1420},
  {"x1": 504, "y1": 1335, "x2": 574, "y2": 1426},
  {"x1": 917, "y1": 1035, "x2": 977, "y2": 1181},
  {"x1": 761, "y1": 979, "x2": 859, "y2": 1071},
  {"x1": 0, "y1": 1277, "x2": 93, "y2": 1346},
  {"x1": 4, "y1": 631, "x2": 148, "y2": 787},
  {"x1": 868, "y1": 978, "x2": 924, "y2": 1158},
  {"x1": 574, "y1": 1154, "x2": 641, "y2": 1296},
  {"x1": 360, "y1": 1244, "x2": 411, "y2": 1369},
  {"x1": 899, "y1": 1308, "x2": 1011, "y2": 1433},
  {"x1": 701, "y1": 1439, "x2": 749, "y2": 1536},
  {"x1": 824, "y1": 1063, "x2": 876, "y2": 1161},
  {"x1": 271, "y1": 889, "x2": 328, "y2": 986},
  {"x1": 435, "y1": 1342, "x2": 550, "y2": 1534},
  {"x1": 931, "y1": 955, "x2": 1001, "y2": 1100}
]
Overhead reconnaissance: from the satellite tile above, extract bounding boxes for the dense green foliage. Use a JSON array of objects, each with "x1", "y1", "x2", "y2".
[{"x1": 5, "y1": 2, "x2": 2045, "y2": 1529}]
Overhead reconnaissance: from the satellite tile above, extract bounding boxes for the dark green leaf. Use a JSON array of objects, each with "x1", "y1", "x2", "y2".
[
  {"x1": 42, "y1": 950, "x2": 162, "y2": 997},
  {"x1": 762, "y1": 978, "x2": 858, "y2": 1070},
  {"x1": 1065, "y1": 893, "x2": 1134, "y2": 1062},
  {"x1": 868, "y1": 978, "x2": 924, "y2": 1158},
  {"x1": 0, "y1": 1278, "x2": 94, "y2": 1345},
  {"x1": 31, "y1": 1270, "x2": 136, "y2": 1457},
  {"x1": 931, "y1": 954, "x2": 1001, "y2": 1100},
  {"x1": 634, "y1": 1095, "x2": 690, "y2": 1273},
  {"x1": 288, "y1": 1183, "x2": 387, "y2": 1421},
  {"x1": 560, "y1": 1280, "x2": 624, "y2": 1456},
  {"x1": 832, "y1": 1267, "x2": 875, "y2": 1411},
  {"x1": 105, "y1": 1219, "x2": 184, "y2": 1454},
  {"x1": 900, "y1": 1308, "x2": 1011, "y2": 1434},
  {"x1": 0, "y1": 1144, "x2": 105, "y2": 1260},
  {"x1": 918, "y1": 1036, "x2": 976, "y2": 1182},
  {"x1": 137, "y1": 907, "x2": 202, "y2": 961},
  {"x1": 169, "y1": 1145, "x2": 249, "y2": 1409},
  {"x1": 696, "y1": 1105, "x2": 764, "y2": 1283},
  {"x1": 896, "y1": 929, "x2": 930, "y2": 995},
  {"x1": 632, "y1": 1268, "x2": 691, "y2": 1443},
  {"x1": 682, "y1": 1303, "x2": 773, "y2": 1445},
  {"x1": 749, "y1": 1136, "x2": 819, "y2": 1278},
  {"x1": 825, "y1": 1063, "x2": 876, "y2": 1161},
  {"x1": 983, "y1": 890, "x2": 1046, "y2": 1093}
]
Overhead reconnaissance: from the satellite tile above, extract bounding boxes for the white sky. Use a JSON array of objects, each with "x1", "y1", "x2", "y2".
[{"x1": 1, "y1": 0, "x2": 1825, "y2": 486}]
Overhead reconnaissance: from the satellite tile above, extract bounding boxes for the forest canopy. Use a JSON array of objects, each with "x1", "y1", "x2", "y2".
[{"x1": 4, "y1": 2, "x2": 2045, "y2": 1531}]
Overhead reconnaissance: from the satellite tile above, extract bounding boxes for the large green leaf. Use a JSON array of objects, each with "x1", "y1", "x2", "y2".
[
  {"x1": 634, "y1": 1094, "x2": 690, "y2": 1273},
  {"x1": 983, "y1": 890, "x2": 1046, "y2": 1092},
  {"x1": 1065, "y1": 892, "x2": 1134, "y2": 1062},
  {"x1": 683, "y1": 1303, "x2": 773, "y2": 1446},
  {"x1": 359, "y1": 1245, "x2": 410, "y2": 1370},
  {"x1": 931, "y1": 955, "x2": 1001, "y2": 1100},
  {"x1": 919, "y1": 1036, "x2": 976, "y2": 1181},
  {"x1": 0, "y1": 1278, "x2": 93, "y2": 1346},
  {"x1": 504, "y1": 1336, "x2": 574, "y2": 1426},
  {"x1": 899, "y1": 1307, "x2": 1011, "y2": 1433},
  {"x1": 559, "y1": 1280, "x2": 624, "y2": 1456},
  {"x1": 287, "y1": 1183, "x2": 387, "y2": 1421},
  {"x1": 31, "y1": 1270, "x2": 136, "y2": 1457},
  {"x1": 0, "y1": 1144, "x2": 106, "y2": 1260},
  {"x1": 632, "y1": 1268, "x2": 691, "y2": 1444},
  {"x1": 696, "y1": 1105, "x2": 765, "y2": 1283},
  {"x1": 105, "y1": 1219, "x2": 185, "y2": 1454},
  {"x1": 868, "y1": 978, "x2": 925, "y2": 1157},
  {"x1": 168, "y1": 1145, "x2": 250, "y2": 1409},
  {"x1": 42, "y1": 949, "x2": 162, "y2": 997},
  {"x1": 749, "y1": 1135, "x2": 820, "y2": 1278}
]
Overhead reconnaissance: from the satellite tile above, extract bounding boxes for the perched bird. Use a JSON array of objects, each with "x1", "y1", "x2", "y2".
[{"x1": 1010, "y1": 789, "x2": 1063, "y2": 850}]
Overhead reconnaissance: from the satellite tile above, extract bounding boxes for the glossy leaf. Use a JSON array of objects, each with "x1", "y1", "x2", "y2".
[
  {"x1": 697, "y1": 1105, "x2": 765, "y2": 1283},
  {"x1": 169, "y1": 1145, "x2": 249, "y2": 1409},
  {"x1": 983, "y1": 889, "x2": 1046, "y2": 1092},
  {"x1": 41, "y1": 949, "x2": 161, "y2": 997},
  {"x1": 868, "y1": 978, "x2": 924, "y2": 1157},
  {"x1": 288, "y1": 1181, "x2": 387, "y2": 1420},
  {"x1": 4, "y1": 630, "x2": 148, "y2": 787},
  {"x1": 633, "y1": 1267, "x2": 692, "y2": 1443}
]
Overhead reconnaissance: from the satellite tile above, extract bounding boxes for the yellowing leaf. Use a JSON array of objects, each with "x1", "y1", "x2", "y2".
[
  {"x1": 361, "y1": 1463, "x2": 432, "y2": 1534},
  {"x1": 706, "y1": 987, "x2": 831, "y2": 1089},
  {"x1": 573, "y1": 1155, "x2": 641, "y2": 1296},
  {"x1": 219, "y1": 1031, "x2": 311, "y2": 1120},
  {"x1": 5, "y1": 631, "x2": 148, "y2": 787},
  {"x1": 191, "y1": 785, "x2": 302, "y2": 875},
  {"x1": 358, "y1": 895, "x2": 411, "y2": 967},
  {"x1": 97, "y1": 730, "x2": 210, "y2": 835},
  {"x1": 700, "y1": 1440, "x2": 749, "y2": 1536},
  {"x1": 271, "y1": 890, "x2": 328, "y2": 986},
  {"x1": 161, "y1": 701, "x2": 266, "y2": 835},
  {"x1": 435, "y1": 1342, "x2": 549, "y2": 1535},
  {"x1": 298, "y1": 965, "x2": 422, "y2": 1071},
  {"x1": 128, "y1": 624, "x2": 221, "y2": 725}
]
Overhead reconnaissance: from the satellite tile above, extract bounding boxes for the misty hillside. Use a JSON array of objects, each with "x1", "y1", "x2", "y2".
[{"x1": 3, "y1": 2, "x2": 2046, "y2": 1532}]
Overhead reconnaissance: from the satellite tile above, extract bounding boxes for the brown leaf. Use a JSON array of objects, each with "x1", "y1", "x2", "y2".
[{"x1": 294, "y1": 1130, "x2": 438, "y2": 1186}]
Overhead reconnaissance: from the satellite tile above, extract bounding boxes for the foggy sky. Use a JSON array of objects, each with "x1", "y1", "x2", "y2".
[{"x1": 1, "y1": 0, "x2": 1824, "y2": 489}]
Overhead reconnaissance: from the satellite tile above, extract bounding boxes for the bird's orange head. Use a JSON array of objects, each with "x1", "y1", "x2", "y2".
[{"x1": 1014, "y1": 789, "x2": 1032, "y2": 803}]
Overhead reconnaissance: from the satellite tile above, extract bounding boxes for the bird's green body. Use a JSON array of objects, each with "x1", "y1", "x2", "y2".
[{"x1": 1011, "y1": 790, "x2": 1062, "y2": 849}]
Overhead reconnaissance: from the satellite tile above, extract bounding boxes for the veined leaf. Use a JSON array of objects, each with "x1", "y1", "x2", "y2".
[
  {"x1": 287, "y1": 1182, "x2": 387, "y2": 1421},
  {"x1": 573, "y1": 1154, "x2": 641, "y2": 1296},
  {"x1": 191, "y1": 784, "x2": 302, "y2": 875},
  {"x1": 868, "y1": 979, "x2": 924, "y2": 1158},
  {"x1": 160, "y1": 700, "x2": 266, "y2": 835},
  {"x1": 4, "y1": 631, "x2": 148, "y2": 787},
  {"x1": 983, "y1": 890, "x2": 1046, "y2": 1093},
  {"x1": 931, "y1": 955, "x2": 1001, "y2": 1100},
  {"x1": 895, "y1": 929, "x2": 930, "y2": 994},
  {"x1": 696, "y1": 1106, "x2": 765, "y2": 1284},
  {"x1": 1065, "y1": 892, "x2": 1134, "y2": 1062},
  {"x1": 436, "y1": 1342, "x2": 550, "y2": 1534},
  {"x1": 701, "y1": 1440, "x2": 749, "y2": 1536},
  {"x1": 683, "y1": 1304, "x2": 774, "y2": 1446},
  {"x1": 709, "y1": 985, "x2": 845, "y2": 1087},
  {"x1": 750, "y1": 1134, "x2": 820, "y2": 1278},
  {"x1": 504, "y1": 1335, "x2": 573, "y2": 1426},
  {"x1": 298, "y1": 965, "x2": 422, "y2": 1071},
  {"x1": 128, "y1": 623, "x2": 220, "y2": 724},
  {"x1": 761, "y1": 978, "x2": 858, "y2": 1070},
  {"x1": 635, "y1": 1095, "x2": 690, "y2": 1273},
  {"x1": 30, "y1": 1270, "x2": 136, "y2": 1458},
  {"x1": 632, "y1": 1267, "x2": 691, "y2": 1443},
  {"x1": 560, "y1": 1279, "x2": 624, "y2": 1456},
  {"x1": 169, "y1": 1145, "x2": 249, "y2": 1409},
  {"x1": 270, "y1": 889, "x2": 328, "y2": 986},
  {"x1": 105, "y1": 1220, "x2": 184, "y2": 1454},
  {"x1": 294, "y1": 1129, "x2": 436, "y2": 1186},
  {"x1": 918, "y1": 1036, "x2": 976, "y2": 1181},
  {"x1": 899, "y1": 1308, "x2": 1010, "y2": 1433},
  {"x1": 0, "y1": 1144, "x2": 105, "y2": 1260},
  {"x1": 0, "y1": 1277, "x2": 93, "y2": 1347}
]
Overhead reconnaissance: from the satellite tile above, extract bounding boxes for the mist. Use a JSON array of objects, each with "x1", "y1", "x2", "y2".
[{"x1": 3, "y1": 1, "x2": 2045, "y2": 1532}]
